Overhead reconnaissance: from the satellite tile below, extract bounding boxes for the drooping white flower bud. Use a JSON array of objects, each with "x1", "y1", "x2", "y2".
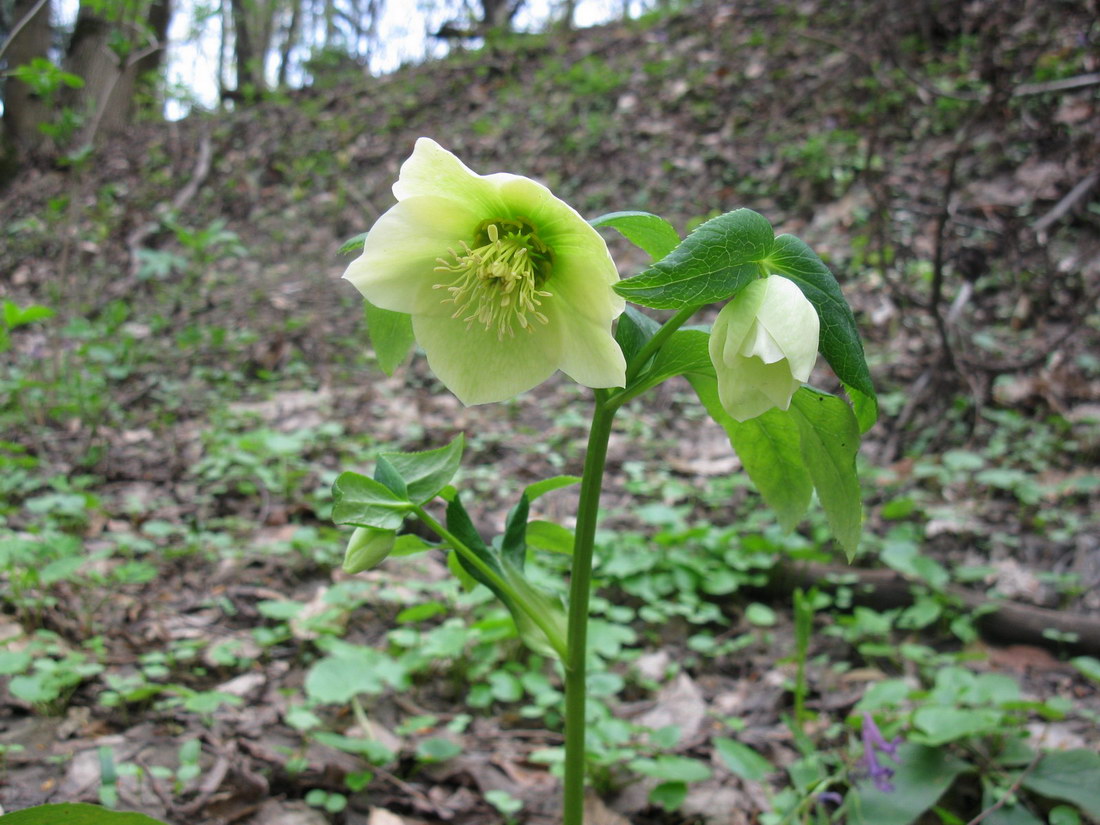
[{"x1": 709, "y1": 276, "x2": 819, "y2": 422}]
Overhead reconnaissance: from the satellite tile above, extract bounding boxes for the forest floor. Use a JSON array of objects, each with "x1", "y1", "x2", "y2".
[{"x1": 2, "y1": 1, "x2": 1100, "y2": 823}]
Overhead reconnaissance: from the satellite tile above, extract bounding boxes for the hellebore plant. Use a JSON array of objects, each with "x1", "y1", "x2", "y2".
[{"x1": 334, "y1": 139, "x2": 876, "y2": 825}]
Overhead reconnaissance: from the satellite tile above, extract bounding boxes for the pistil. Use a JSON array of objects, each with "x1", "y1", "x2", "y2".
[{"x1": 435, "y1": 219, "x2": 553, "y2": 340}]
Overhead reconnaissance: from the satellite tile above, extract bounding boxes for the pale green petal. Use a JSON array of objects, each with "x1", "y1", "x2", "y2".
[
  {"x1": 739, "y1": 356, "x2": 801, "y2": 408},
  {"x1": 344, "y1": 195, "x2": 481, "y2": 314},
  {"x1": 495, "y1": 176, "x2": 588, "y2": 240},
  {"x1": 413, "y1": 313, "x2": 561, "y2": 405},
  {"x1": 739, "y1": 322, "x2": 786, "y2": 363},
  {"x1": 544, "y1": 253, "x2": 624, "y2": 327},
  {"x1": 718, "y1": 385, "x2": 774, "y2": 422},
  {"x1": 711, "y1": 280, "x2": 768, "y2": 368},
  {"x1": 717, "y1": 357, "x2": 801, "y2": 422},
  {"x1": 756, "y1": 276, "x2": 820, "y2": 381},
  {"x1": 392, "y1": 138, "x2": 505, "y2": 215},
  {"x1": 495, "y1": 175, "x2": 625, "y2": 320},
  {"x1": 556, "y1": 314, "x2": 627, "y2": 388},
  {"x1": 710, "y1": 275, "x2": 817, "y2": 422}
]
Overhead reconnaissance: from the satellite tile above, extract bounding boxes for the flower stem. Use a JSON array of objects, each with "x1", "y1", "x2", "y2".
[{"x1": 563, "y1": 389, "x2": 617, "y2": 825}]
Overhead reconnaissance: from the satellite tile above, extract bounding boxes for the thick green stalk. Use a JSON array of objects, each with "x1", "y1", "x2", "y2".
[{"x1": 562, "y1": 390, "x2": 617, "y2": 825}]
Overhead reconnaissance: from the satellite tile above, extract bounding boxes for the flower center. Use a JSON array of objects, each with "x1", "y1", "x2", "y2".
[{"x1": 434, "y1": 217, "x2": 554, "y2": 340}]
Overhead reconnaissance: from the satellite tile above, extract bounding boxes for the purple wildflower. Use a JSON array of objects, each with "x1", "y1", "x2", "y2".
[
  {"x1": 860, "y1": 712, "x2": 902, "y2": 792},
  {"x1": 816, "y1": 791, "x2": 844, "y2": 807}
]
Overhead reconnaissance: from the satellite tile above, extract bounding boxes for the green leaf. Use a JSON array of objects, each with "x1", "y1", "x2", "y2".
[
  {"x1": 501, "y1": 494, "x2": 529, "y2": 569},
  {"x1": 1021, "y1": 750, "x2": 1100, "y2": 819},
  {"x1": 855, "y1": 679, "x2": 912, "y2": 710},
  {"x1": 614, "y1": 209, "x2": 773, "y2": 309},
  {"x1": 590, "y1": 210, "x2": 681, "y2": 261},
  {"x1": 983, "y1": 791, "x2": 1045, "y2": 825},
  {"x1": 688, "y1": 375, "x2": 812, "y2": 531},
  {"x1": 363, "y1": 299, "x2": 415, "y2": 376},
  {"x1": 847, "y1": 743, "x2": 969, "y2": 825},
  {"x1": 446, "y1": 495, "x2": 496, "y2": 585},
  {"x1": 332, "y1": 472, "x2": 411, "y2": 530},
  {"x1": 526, "y1": 520, "x2": 574, "y2": 554},
  {"x1": 641, "y1": 328, "x2": 714, "y2": 386},
  {"x1": 0, "y1": 803, "x2": 170, "y2": 824},
  {"x1": 373, "y1": 455, "x2": 408, "y2": 499},
  {"x1": 1049, "y1": 805, "x2": 1082, "y2": 825},
  {"x1": 911, "y1": 706, "x2": 1003, "y2": 745},
  {"x1": 789, "y1": 388, "x2": 863, "y2": 558},
  {"x1": 9, "y1": 674, "x2": 59, "y2": 704},
  {"x1": 2, "y1": 300, "x2": 55, "y2": 329},
  {"x1": 446, "y1": 496, "x2": 566, "y2": 659},
  {"x1": 500, "y1": 560, "x2": 568, "y2": 660},
  {"x1": 523, "y1": 475, "x2": 581, "y2": 502},
  {"x1": 649, "y1": 781, "x2": 688, "y2": 812},
  {"x1": 0, "y1": 650, "x2": 32, "y2": 675},
  {"x1": 379, "y1": 434, "x2": 464, "y2": 505},
  {"x1": 312, "y1": 731, "x2": 394, "y2": 764},
  {"x1": 615, "y1": 305, "x2": 663, "y2": 364},
  {"x1": 416, "y1": 737, "x2": 463, "y2": 763},
  {"x1": 629, "y1": 755, "x2": 712, "y2": 783},
  {"x1": 338, "y1": 232, "x2": 369, "y2": 256},
  {"x1": 764, "y1": 235, "x2": 877, "y2": 431},
  {"x1": 305, "y1": 647, "x2": 405, "y2": 704},
  {"x1": 390, "y1": 534, "x2": 436, "y2": 557},
  {"x1": 713, "y1": 738, "x2": 774, "y2": 780},
  {"x1": 1071, "y1": 656, "x2": 1100, "y2": 683}
]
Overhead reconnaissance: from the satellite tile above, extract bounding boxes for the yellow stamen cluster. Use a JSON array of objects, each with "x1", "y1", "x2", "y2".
[{"x1": 435, "y1": 219, "x2": 553, "y2": 340}]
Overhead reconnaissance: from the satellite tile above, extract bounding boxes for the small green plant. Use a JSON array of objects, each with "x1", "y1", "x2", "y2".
[
  {"x1": 7, "y1": 58, "x2": 85, "y2": 143},
  {"x1": 0, "y1": 299, "x2": 55, "y2": 353},
  {"x1": 332, "y1": 139, "x2": 876, "y2": 825}
]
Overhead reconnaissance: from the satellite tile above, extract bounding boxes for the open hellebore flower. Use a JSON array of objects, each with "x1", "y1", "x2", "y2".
[
  {"x1": 344, "y1": 138, "x2": 626, "y2": 404},
  {"x1": 709, "y1": 275, "x2": 820, "y2": 422}
]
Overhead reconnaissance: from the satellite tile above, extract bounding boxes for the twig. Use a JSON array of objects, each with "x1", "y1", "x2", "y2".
[
  {"x1": 760, "y1": 562, "x2": 1100, "y2": 657},
  {"x1": 0, "y1": 0, "x2": 50, "y2": 62},
  {"x1": 929, "y1": 137, "x2": 966, "y2": 374},
  {"x1": 877, "y1": 368, "x2": 932, "y2": 462},
  {"x1": 1014, "y1": 72, "x2": 1100, "y2": 96},
  {"x1": 83, "y1": 40, "x2": 163, "y2": 145},
  {"x1": 956, "y1": 265, "x2": 1100, "y2": 374},
  {"x1": 964, "y1": 749, "x2": 1043, "y2": 825},
  {"x1": 1034, "y1": 170, "x2": 1099, "y2": 239},
  {"x1": 174, "y1": 745, "x2": 232, "y2": 816},
  {"x1": 372, "y1": 764, "x2": 442, "y2": 814},
  {"x1": 126, "y1": 128, "x2": 214, "y2": 279}
]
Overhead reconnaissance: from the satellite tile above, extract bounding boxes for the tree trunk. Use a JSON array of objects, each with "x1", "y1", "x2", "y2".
[
  {"x1": 230, "y1": 0, "x2": 259, "y2": 93},
  {"x1": 276, "y1": 0, "x2": 302, "y2": 87},
  {"x1": 481, "y1": 0, "x2": 523, "y2": 29},
  {"x1": 64, "y1": 3, "x2": 133, "y2": 140},
  {"x1": 557, "y1": 0, "x2": 576, "y2": 31},
  {"x1": 133, "y1": 0, "x2": 172, "y2": 105},
  {"x1": 1, "y1": 0, "x2": 54, "y2": 166},
  {"x1": 230, "y1": 0, "x2": 276, "y2": 96}
]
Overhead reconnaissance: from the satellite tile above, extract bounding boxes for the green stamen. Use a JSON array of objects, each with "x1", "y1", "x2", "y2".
[{"x1": 434, "y1": 218, "x2": 554, "y2": 340}]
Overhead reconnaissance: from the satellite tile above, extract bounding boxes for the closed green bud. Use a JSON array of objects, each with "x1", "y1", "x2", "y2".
[{"x1": 343, "y1": 526, "x2": 397, "y2": 573}]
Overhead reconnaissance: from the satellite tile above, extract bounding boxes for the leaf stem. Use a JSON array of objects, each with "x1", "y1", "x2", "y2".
[
  {"x1": 623, "y1": 304, "x2": 701, "y2": 387},
  {"x1": 563, "y1": 389, "x2": 617, "y2": 825},
  {"x1": 411, "y1": 504, "x2": 568, "y2": 660}
]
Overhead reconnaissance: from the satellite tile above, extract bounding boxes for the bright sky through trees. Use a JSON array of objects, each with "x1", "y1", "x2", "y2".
[{"x1": 52, "y1": 0, "x2": 650, "y2": 118}]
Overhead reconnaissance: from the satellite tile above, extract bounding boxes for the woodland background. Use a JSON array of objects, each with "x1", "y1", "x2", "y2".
[{"x1": 1, "y1": 0, "x2": 1099, "y2": 823}]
